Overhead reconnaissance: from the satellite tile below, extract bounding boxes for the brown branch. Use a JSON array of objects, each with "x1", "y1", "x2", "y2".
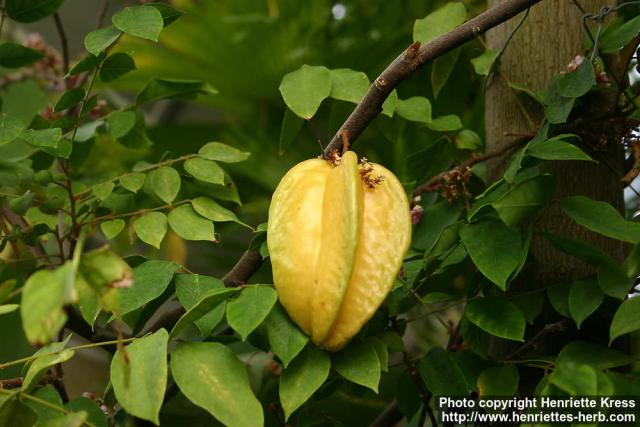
[
  {"x1": 322, "y1": 0, "x2": 544, "y2": 158},
  {"x1": 222, "y1": 250, "x2": 263, "y2": 286},
  {"x1": 413, "y1": 135, "x2": 530, "y2": 196},
  {"x1": 0, "y1": 374, "x2": 56, "y2": 390},
  {"x1": 52, "y1": 13, "x2": 70, "y2": 83}
]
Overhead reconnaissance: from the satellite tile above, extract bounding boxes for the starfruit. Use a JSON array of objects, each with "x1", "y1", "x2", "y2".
[{"x1": 267, "y1": 151, "x2": 411, "y2": 351}]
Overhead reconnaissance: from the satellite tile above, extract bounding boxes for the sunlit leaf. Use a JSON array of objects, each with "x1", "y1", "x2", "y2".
[
  {"x1": 112, "y1": 5, "x2": 164, "y2": 42},
  {"x1": 279, "y1": 64, "x2": 332, "y2": 119},
  {"x1": 167, "y1": 205, "x2": 216, "y2": 241},
  {"x1": 227, "y1": 285, "x2": 277, "y2": 340},
  {"x1": 171, "y1": 342, "x2": 264, "y2": 427},
  {"x1": 110, "y1": 329, "x2": 168, "y2": 425},
  {"x1": 134, "y1": 212, "x2": 168, "y2": 249}
]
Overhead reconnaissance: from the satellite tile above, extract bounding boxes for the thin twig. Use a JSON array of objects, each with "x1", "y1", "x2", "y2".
[
  {"x1": 412, "y1": 135, "x2": 531, "y2": 196},
  {"x1": 95, "y1": 0, "x2": 110, "y2": 29},
  {"x1": 52, "y1": 13, "x2": 70, "y2": 83}
]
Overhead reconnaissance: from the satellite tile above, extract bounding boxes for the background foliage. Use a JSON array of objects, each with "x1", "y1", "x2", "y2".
[{"x1": 0, "y1": 0, "x2": 639, "y2": 426}]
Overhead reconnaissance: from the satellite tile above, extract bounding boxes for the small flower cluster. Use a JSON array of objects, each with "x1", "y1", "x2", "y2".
[
  {"x1": 358, "y1": 157, "x2": 385, "y2": 188},
  {"x1": 440, "y1": 166, "x2": 472, "y2": 203}
]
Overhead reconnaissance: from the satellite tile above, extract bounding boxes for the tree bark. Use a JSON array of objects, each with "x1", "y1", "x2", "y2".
[{"x1": 485, "y1": 0, "x2": 625, "y2": 287}]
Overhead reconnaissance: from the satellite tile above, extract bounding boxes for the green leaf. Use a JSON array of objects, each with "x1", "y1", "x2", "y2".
[
  {"x1": 53, "y1": 88, "x2": 85, "y2": 112},
  {"x1": 540, "y1": 232, "x2": 613, "y2": 265},
  {"x1": 118, "y1": 260, "x2": 179, "y2": 316},
  {"x1": 455, "y1": 129, "x2": 482, "y2": 150},
  {"x1": 100, "y1": 219, "x2": 125, "y2": 239},
  {"x1": 68, "y1": 54, "x2": 102, "y2": 77},
  {"x1": 0, "y1": 113, "x2": 26, "y2": 146},
  {"x1": 598, "y1": 260, "x2": 632, "y2": 299},
  {"x1": 171, "y1": 342, "x2": 264, "y2": 427},
  {"x1": 280, "y1": 346, "x2": 330, "y2": 420},
  {"x1": 21, "y1": 264, "x2": 73, "y2": 344},
  {"x1": 560, "y1": 195, "x2": 640, "y2": 243},
  {"x1": 477, "y1": 365, "x2": 519, "y2": 397},
  {"x1": 66, "y1": 397, "x2": 108, "y2": 427},
  {"x1": 192, "y1": 197, "x2": 251, "y2": 228},
  {"x1": 136, "y1": 78, "x2": 218, "y2": 104},
  {"x1": 547, "y1": 282, "x2": 571, "y2": 318},
  {"x1": 381, "y1": 90, "x2": 398, "y2": 116},
  {"x1": 168, "y1": 205, "x2": 215, "y2": 241},
  {"x1": 600, "y1": 15, "x2": 640, "y2": 53},
  {"x1": 417, "y1": 347, "x2": 468, "y2": 396},
  {"x1": 99, "y1": 52, "x2": 136, "y2": 82},
  {"x1": 175, "y1": 273, "x2": 225, "y2": 336},
  {"x1": 0, "y1": 394, "x2": 37, "y2": 426},
  {"x1": 568, "y1": 277, "x2": 604, "y2": 329},
  {"x1": 76, "y1": 248, "x2": 133, "y2": 324},
  {"x1": 550, "y1": 362, "x2": 597, "y2": 395},
  {"x1": 610, "y1": 297, "x2": 640, "y2": 343},
  {"x1": 84, "y1": 26, "x2": 121, "y2": 56},
  {"x1": 6, "y1": 0, "x2": 64, "y2": 23},
  {"x1": 265, "y1": 303, "x2": 308, "y2": 368},
  {"x1": 556, "y1": 341, "x2": 633, "y2": 369},
  {"x1": 119, "y1": 172, "x2": 145, "y2": 193},
  {"x1": 526, "y1": 135, "x2": 593, "y2": 161},
  {"x1": 333, "y1": 341, "x2": 380, "y2": 392},
  {"x1": 426, "y1": 114, "x2": 462, "y2": 131},
  {"x1": 558, "y1": 61, "x2": 595, "y2": 98},
  {"x1": 371, "y1": 339, "x2": 389, "y2": 372},
  {"x1": 413, "y1": 2, "x2": 467, "y2": 44},
  {"x1": 329, "y1": 68, "x2": 369, "y2": 103},
  {"x1": 170, "y1": 288, "x2": 236, "y2": 339},
  {"x1": 198, "y1": 142, "x2": 250, "y2": 163},
  {"x1": 413, "y1": 200, "x2": 462, "y2": 251},
  {"x1": 0, "y1": 43, "x2": 43, "y2": 68},
  {"x1": 111, "y1": 329, "x2": 168, "y2": 425},
  {"x1": 21, "y1": 128, "x2": 62, "y2": 148},
  {"x1": 108, "y1": 110, "x2": 137, "y2": 139},
  {"x1": 459, "y1": 219, "x2": 522, "y2": 289},
  {"x1": 395, "y1": 97, "x2": 432, "y2": 123},
  {"x1": 9, "y1": 191, "x2": 34, "y2": 215},
  {"x1": 512, "y1": 291, "x2": 545, "y2": 325},
  {"x1": 92, "y1": 181, "x2": 115, "y2": 201},
  {"x1": 465, "y1": 297, "x2": 525, "y2": 341},
  {"x1": 471, "y1": 49, "x2": 499, "y2": 76},
  {"x1": 492, "y1": 175, "x2": 555, "y2": 227},
  {"x1": 23, "y1": 351, "x2": 75, "y2": 393},
  {"x1": 184, "y1": 157, "x2": 225, "y2": 185},
  {"x1": 279, "y1": 65, "x2": 331, "y2": 119},
  {"x1": 148, "y1": 166, "x2": 180, "y2": 204},
  {"x1": 0, "y1": 304, "x2": 19, "y2": 314},
  {"x1": 227, "y1": 286, "x2": 277, "y2": 340},
  {"x1": 431, "y1": 49, "x2": 460, "y2": 98},
  {"x1": 134, "y1": 212, "x2": 167, "y2": 249},
  {"x1": 147, "y1": 3, "x2": 184, "y2": 26},
  {"x1": 22, "y1": 340, "x2": 74, "y2": 392},
  {"x1": 112, "y1": 6, "x2": 164, "y2": 42},
  {"x1": 38, "y1": 412, "x2": 87, "y2": 427}
]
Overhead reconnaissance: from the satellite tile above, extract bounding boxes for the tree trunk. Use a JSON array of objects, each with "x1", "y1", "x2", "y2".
[
  {"x1": 485, "y1": 0, "x2": 625, "y2": 285},
  {"x1": 484, "y1": 0, "x2": 627, "y2": 362}
]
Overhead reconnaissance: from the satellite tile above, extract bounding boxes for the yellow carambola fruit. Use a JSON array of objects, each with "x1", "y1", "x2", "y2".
[{"x1": 267, "y1": 151, "x2": 411, "y2": 351}]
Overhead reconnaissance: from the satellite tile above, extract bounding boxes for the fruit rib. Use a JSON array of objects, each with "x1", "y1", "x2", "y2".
[
  {"x1": 323, "y1": 162, "x2": 411, "y2": 350},
  {"x1": 311, "y1": 151, "x2": 363, "y2": 344},
  {"x1": 267, "y1": 159, "x2": 332, "y2": 334}
]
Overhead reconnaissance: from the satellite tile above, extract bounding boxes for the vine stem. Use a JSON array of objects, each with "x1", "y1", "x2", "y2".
[
  {"x1": 322, "y1": 0, "x2": 544, "y2": 157},
  {"x1": 0, "y1": 337, "x2": 138, "y2": 370}
]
